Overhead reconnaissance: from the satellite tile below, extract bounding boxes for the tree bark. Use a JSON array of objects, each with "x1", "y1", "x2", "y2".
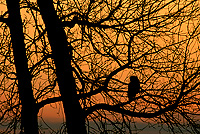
[
  {"x1": 6, "y1": 0, "x2": 38, "y2": 133},
  {"x1": 37, "y1": 0, "x2": 87, "y2": 134}
]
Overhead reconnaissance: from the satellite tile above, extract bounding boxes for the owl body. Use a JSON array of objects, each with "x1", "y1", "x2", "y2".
[{"x1": 128, "y1": 76, "x2": 140, "y2": 100}]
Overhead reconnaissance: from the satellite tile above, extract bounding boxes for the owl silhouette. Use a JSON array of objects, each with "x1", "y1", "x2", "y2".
[{"x1": 128, "y1": 76, "x2": 141, "y2": 100}]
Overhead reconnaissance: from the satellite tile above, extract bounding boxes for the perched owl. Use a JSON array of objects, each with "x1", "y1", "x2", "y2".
[{"x1": 128, "y1": 76, "x2": 141, "y2": 100}]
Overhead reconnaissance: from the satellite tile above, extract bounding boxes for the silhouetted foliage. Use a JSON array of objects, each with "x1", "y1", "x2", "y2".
[{"x1": 0, "y1": 0, "x2": 200, "y2": 133}]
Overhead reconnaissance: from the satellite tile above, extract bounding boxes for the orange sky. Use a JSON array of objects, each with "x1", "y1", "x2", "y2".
[{"x1": 0, "y1": 0, "x2": 200, "y2": 133}]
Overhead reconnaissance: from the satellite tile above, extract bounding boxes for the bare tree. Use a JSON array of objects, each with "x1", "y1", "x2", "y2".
[
  {"x1": 0, "y1": 0, "x2": 200, "y2": 133},
  {"x1": 5, "y1": 0, "x2": 38, "y2": 133},
  {"x1": 37, "y1": 0, "x2": 87, "y2": 133}
]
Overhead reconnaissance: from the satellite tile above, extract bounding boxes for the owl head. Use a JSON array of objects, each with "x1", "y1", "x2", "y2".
[{"x1": 130, "y1": 76, "x2": 139, "y2": 82}]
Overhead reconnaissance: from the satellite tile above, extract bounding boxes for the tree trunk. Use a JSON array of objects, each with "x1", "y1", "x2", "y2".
[
  {"x1": 37, "y1": 0, "x2": 87, "y2": 134},
  {"x1": 6, "y1": 0, "x2": 38, "y2": 133}
]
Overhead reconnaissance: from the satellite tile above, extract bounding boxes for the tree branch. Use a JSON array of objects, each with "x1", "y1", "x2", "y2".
[
  {"x1": 84, "y1": 102, "x2": 179, "y2": 118},
  {"x1": 0, "y1": 11, "x2": 9, "y2": 23},
  {"x1": 36, "y1": 97, "x2": 61, "y2": 111}
]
